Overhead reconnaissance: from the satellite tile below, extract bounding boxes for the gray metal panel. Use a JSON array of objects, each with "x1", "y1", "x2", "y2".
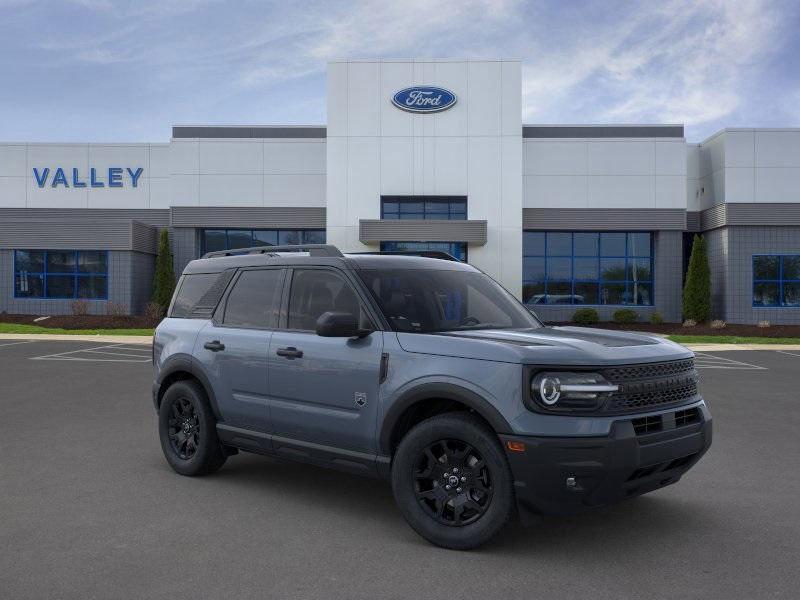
[
  {"x1": 522, "y1": 208, "x2": 687, "y2": 231},
  {"x1": 172, "y1": 126, "x2": 326, "y2": 139},
  {"x1": 169, "y1": 206, "x2": 327, "y2": 229},
  {"x1": 358, "y1": 219, "x2": 488, "y2": 244},
  {"x1": 0, "y1": 208, "x2": 169, "y2": 227},
  {"x1": 0, "y1": 219, "x2": 139, "y2": 250},
  {"x1": 686, "y1": 212, "x2": 701, "y2": 232},
  {"x1": 522, "y1": 125, "x2": 684, "y2": 138},
  {"x1": 131, "y1": 221, "x2": 159, "y2": 254},
  {"x1": 700, "y1": 204, "x2": 727, "y2": 231},
  {"x1": 726, "y1": 203, "x2": 800, "y2": 226}
]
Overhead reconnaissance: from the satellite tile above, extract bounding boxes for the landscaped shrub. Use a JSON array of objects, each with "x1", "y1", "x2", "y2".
[
  {"x1": 682, "y1": 319, "x2": 697, "y2": 327},
  {"x1": 106, "y1": 302, "x2": 128, "y2": 317},
  {"x1": 757, "y1": 320, "x2": 771, "y2": 328},
  {"x1": 70, "y1": 299, "x2": 90, "y2": 316},
  {"x1": 710, "y1": 319, "x2": 726, "y2": 329},
  {"x1": 572, "y1": 307, "x2": 599, "y2": 325},
  {"x1": 145, "y1": 301, "x2": 164, "y2": 326},
  {"x1": 649, "y1": 312, "x2": 664, "y2": 325},
  {"x1": 683, "y1": 234, "x2": 711, "y2": 322},
  {"x1": 612, "y1": 309, "x2": 638, "y2": 324},
  {"x1": 152, "y1": 229, "x2": 176, "y2": 313}
]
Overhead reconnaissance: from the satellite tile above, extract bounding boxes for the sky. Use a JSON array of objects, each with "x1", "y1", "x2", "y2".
[{"x1": 0, "y1": 0, "x2": 798, "y2": 143}]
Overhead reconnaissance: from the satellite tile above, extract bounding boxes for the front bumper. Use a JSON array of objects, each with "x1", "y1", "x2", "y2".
[{"x1": 500, "y1": 401, "x2": 712, "y2": 524}]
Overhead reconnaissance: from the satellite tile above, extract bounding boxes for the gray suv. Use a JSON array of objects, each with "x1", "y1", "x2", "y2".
[{"x1": 152, "y1": 244, "x2": 712, "y2": 550}]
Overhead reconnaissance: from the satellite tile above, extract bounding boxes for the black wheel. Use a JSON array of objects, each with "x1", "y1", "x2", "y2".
[
  {"x1": 158, "y1": 380, "x2": 226, "y2": 476},
  {"x1": 391, "y1": 412, "x2": 514, "y2": 550}
]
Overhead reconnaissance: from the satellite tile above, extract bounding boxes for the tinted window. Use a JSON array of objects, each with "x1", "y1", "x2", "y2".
[
  {"x1": 171, "y1": 273, "x2": 221, "y2": 318},
  {"x1": 358, "y1": 269, "x2": 541, "y2": 333},
  {"x1": 223, "y1": 269, "x2": 282, "y2": 329},
  {"x1": 287, "y1": 269, "x2": 370, "y2": 331}
]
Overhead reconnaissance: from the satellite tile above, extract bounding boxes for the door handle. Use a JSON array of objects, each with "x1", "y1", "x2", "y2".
[
  {"x1": 276, "y1": 346, "x2": 303, "y2": 359},
  {"x1": 204, "y1": 340, "x2": 226, "y2": 352}
]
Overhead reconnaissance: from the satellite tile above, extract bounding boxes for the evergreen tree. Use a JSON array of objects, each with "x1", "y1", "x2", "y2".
[
  {"x1": 151, "y1": 229, "x2": 176, "y2": 313},
  {"x1": 683, "y1": 234, "x2": 711, "y2": 322}
]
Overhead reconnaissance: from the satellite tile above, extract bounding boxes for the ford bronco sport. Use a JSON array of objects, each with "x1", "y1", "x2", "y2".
[{"x1": 152, "y1": 244, "x2": 712, "y2": 550}]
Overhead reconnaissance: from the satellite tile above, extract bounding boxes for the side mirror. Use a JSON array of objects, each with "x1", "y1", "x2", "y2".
[{"x1": 315, "y1": 311, "x2": 371, "y2": 338}]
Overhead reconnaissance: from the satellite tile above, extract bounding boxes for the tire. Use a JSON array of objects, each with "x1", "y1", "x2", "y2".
[
  {"x1": 391, "y1": 412, "x2": 514, "y2": 550},
  {"x1": 158, "y1": 380, "x2": 226, "y2": 476}
]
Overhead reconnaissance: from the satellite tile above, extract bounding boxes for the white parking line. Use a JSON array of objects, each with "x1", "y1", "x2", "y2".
[
  {"x1": 694, "y1": 352, "x2": 767, "y2": 370},
  {"x1": 775, "y1": 350, "x2": 800, "y2": 358},
  {"x1": 31, "y1": 343, "x2": 151, "y2": 363},
  {"x1": 0, "y1": 340, "x2": 36, "y2": 348}
]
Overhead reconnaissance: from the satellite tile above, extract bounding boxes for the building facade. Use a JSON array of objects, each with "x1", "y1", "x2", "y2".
[{"x1": 1, "y1": 59, "x2": 799, "y2": 323}]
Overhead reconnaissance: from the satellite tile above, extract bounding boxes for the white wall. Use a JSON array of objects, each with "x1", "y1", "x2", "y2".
[
  {"x1": 0, "y1": 143, "x2": 169, "y2": 209},
  {"x1": 523, "y1": 137, "x2": 687, "y2": 210},
  {"x1": 326, "y1": 59, "x2": 523, "y2": 297}
]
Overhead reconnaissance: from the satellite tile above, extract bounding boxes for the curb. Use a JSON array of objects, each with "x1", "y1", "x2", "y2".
[{"x1": 0, "y1": 334, "x2": 153, "y2": 345}]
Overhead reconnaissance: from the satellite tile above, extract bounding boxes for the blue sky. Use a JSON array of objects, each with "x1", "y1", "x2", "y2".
[{"x1": 1, "y1": 0, "x2": 798, "y2": 142}]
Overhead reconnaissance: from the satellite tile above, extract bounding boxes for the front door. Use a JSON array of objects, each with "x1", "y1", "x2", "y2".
[
  {"x1": 194, "y1": 267, "x2": 284, "y2": 432},
  {"x1": 268, "y1": 267, "x2": 383, "y2": 453}
]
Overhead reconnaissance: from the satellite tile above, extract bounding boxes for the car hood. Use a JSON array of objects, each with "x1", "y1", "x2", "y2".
[{"x1": 395, "y1": 326, "x2": 692, "y2": 366}]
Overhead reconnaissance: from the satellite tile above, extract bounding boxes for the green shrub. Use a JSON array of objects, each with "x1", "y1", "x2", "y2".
[
  {"x1": 612, "y1": 309, "x2": 638, "y2": 324},
  {"x1": 151, "y1": 229, "x2": 176, "y2": 314},
  {"x1": 572, "y1": 307, "x2": 599, "y2": 325},
  {"x1": 649, "y1": 312, "x2": 664, "y2": 325},
  {"x1": 683, "y1": 234, "x2": 711, "y2": 322}
]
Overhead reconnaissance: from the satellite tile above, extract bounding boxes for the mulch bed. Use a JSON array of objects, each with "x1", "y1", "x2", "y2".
[
  {"x1": 551, "y1": 321, "x2": 800, "y2": 338},
  {"x1": 0, "y1": 313, "x2": 157, "y2": 329}
]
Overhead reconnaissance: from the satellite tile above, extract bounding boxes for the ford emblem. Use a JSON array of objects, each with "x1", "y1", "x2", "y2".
[{"x1": 392, "y1": 86, "x2": 457, "y2": 113}]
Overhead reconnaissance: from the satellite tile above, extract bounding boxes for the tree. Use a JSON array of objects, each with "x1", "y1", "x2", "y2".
[
  {"x1": 683, "y1": 234, "x2": 711, "y2": 322},
  {"x1": 151, "y1": 229, "x2": 176, "y2": 313}
]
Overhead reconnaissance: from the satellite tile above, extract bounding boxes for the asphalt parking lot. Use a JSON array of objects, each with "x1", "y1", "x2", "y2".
[{"x1": 1, "y1": 340, "x2": 799, "y2": 600}]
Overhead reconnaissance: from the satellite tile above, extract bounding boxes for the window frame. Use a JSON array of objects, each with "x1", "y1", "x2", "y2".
[
  {"x1": 752, "y1": 254, "x2": 800, "y2": 308},
  {"x1": 379, "y1": 241, "x2": 468, "y2": 262},
  {"x1": 13, "y1": 249, "x2": 109, "y2": 300},
  {"x1": 200, "y1": 228, "x2": 326, "y2": 255},
  {"x1": 278, "y1": 266, "x2": 381, "y2": 333},
  {"x1": 522, "y1": 231, "x2": 654, "y2": 307},
  {"x1": 380, "y1": 196, "x2": 467, "y2": 221}
]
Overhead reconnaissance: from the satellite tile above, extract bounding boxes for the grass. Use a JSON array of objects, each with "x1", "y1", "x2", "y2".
[
  {"x1": 668, "y1": 334, "x2": 800, "y2": 345},
  {"x1": 0, "y1": 323, "x2": 154, "y2": 336}
]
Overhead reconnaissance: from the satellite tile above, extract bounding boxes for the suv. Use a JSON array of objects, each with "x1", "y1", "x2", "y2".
[{"x1": 152, "y1": 244, "x2": 712, "y2": 550}]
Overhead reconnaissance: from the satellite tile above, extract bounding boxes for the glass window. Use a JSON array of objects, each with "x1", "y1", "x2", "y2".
[
  {"x1": 522, "y1": 231, "x2": 653, "y2": 306},
  {"x1": 287, "y1": 269, "x2": 368, "y2": 331},
  {"x1": 358, "y1": 269, "x2": 541, "y2": 333},
  {"x1": 223, "y1": 269, "x2": 283, "y2": 329},
  {"x1": 201, "y1": 229, "x2": 325, "y2": 254},
  {"x1": 381, "y1": 196, "x2": 467, "y2": 220},
  {"x1": 753, "y1": 255, "x2": 800, "y2": 307},
  {"x1": 13, "y1": 250, "x2": 107, "y2": 300},
  {"x1": 170, "y1": 273, "x2": 222, "y2": 318},
  {"x1": 380, "y1": 241, "x2": 467, "y2": 262}
]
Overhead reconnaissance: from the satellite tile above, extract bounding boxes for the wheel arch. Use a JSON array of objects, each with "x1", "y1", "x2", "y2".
[
  {"x1": 379, "y1": 382, "x2": 512, "y2": 456},
  {"x1": 156, "y1": 356, "x2": 221, "y2": 420}
]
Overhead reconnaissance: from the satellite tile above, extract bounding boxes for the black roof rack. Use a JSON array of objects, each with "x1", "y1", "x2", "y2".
[
  {"x1": 350, "y1": 250, "x2": 460, "y2": 262},
  {"x1": 202, "y1": 244, "x2": 344, "y2": 259}
]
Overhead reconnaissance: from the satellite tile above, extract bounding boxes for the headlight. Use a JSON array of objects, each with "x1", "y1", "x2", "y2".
[{"x1": 531, "y1": 372, "x2": 618, "y2": 411}]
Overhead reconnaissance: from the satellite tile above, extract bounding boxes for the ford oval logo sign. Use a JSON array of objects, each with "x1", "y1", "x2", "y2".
[{"x1": 392, "y1": 86, "x2": 457, "y2": 113}]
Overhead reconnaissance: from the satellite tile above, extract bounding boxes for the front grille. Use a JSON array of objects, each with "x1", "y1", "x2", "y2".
[
  {"x1": 601, "y1": 358, "x2": 699, "y2": 414},
  {"x1": 632, "y1": 414, "x2": 663, "y2": 435},
  {"x1": 675, "y1": 407, "x2": 701, "y2": 427}
]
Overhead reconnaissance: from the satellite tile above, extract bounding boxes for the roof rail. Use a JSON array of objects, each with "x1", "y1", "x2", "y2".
[
  {"x1": 351, "y1": 250, "x2": 460, "y2": 262},
  {"x1": 202, "y1": 244, "x2": 344, "y2": 259}
]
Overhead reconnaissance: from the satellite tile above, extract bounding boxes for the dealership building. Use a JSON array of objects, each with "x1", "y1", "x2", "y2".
[{"x1": 1, "y1": 59, "x2": 799, "y2": 324}]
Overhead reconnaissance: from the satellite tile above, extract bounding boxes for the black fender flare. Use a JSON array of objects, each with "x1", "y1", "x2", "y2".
[
  {"x1": 378, "y1": 382, "x2": 513, "y2": 455},
  {"x1": 156, "y1": 355, "x2": 222, "y2": 420}
]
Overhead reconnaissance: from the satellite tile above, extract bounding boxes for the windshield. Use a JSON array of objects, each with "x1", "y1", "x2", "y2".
[{"x1": 357, "y1": 269, "x2": 542, "y2": 333}]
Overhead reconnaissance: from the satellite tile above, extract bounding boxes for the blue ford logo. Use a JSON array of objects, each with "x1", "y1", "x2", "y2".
[{"x1": 392, "y1": 86, "x2": 457, "y2": 113}]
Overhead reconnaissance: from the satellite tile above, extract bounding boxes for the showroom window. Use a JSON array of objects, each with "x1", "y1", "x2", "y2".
[
  {"x1": 14, "y1": 250, "x2": 108, "y2": 299},
  {"x1": 201, "y1": 229, "x2": 326, "y2": 254},
  {"x1": 380, "y1": 241, "x2": 468, "y2": 262},
  {"x1": 752, "y1": 255, "x2": 800, "y2": 307},
  {"x1": 381, "y1": 196, "x2": 467, "y2": 220},
  {"x1": 522, "y1": 232, "x2": 653, "y2": 306}
]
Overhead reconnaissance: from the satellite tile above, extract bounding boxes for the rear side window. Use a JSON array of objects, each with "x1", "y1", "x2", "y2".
[
  {"x1": 170, "y1": 271, "x2": 233, "y2": 318},
  {"x1": 223, "y1": 269, "x2": 283, "y2": 329},
  {"x1": 287, "y1": 269, "x2": 371, "y2": 331}
]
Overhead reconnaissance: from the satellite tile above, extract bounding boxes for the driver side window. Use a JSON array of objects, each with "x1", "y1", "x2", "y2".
[{"x1": 287, "y1": 269, "x2": 371, "y2": 331}]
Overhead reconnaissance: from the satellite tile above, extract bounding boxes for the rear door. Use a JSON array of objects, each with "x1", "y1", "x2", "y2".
[
  {"x1": 194, "y1": 267, "x2": 284, "y2": 432},
  {"x1": 267, "y1": 267, "x2": 383, "y2": 453}
]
